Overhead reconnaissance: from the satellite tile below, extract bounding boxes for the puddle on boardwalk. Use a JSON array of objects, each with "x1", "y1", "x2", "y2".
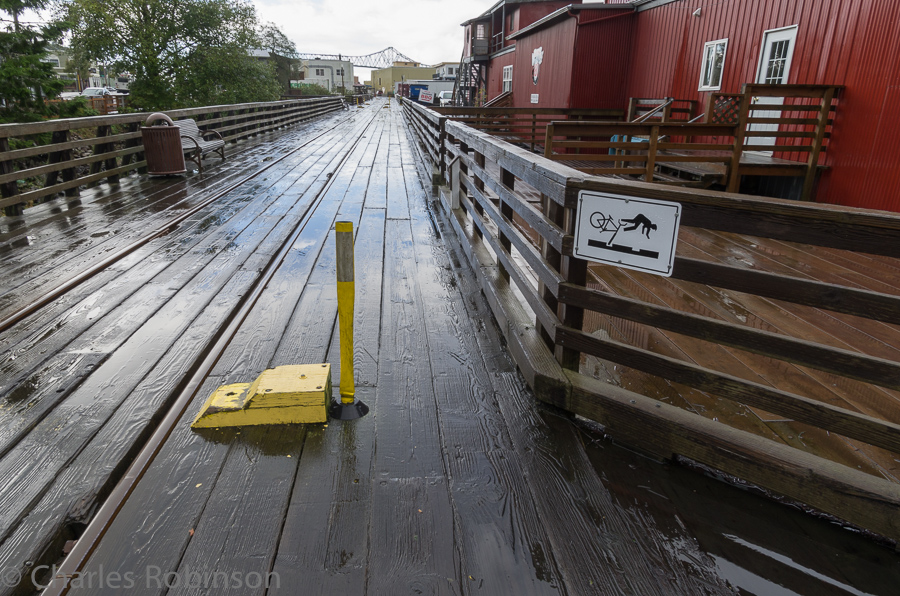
[{"x1": 575, "y1": 421, "x2": 900, "y2": 595}]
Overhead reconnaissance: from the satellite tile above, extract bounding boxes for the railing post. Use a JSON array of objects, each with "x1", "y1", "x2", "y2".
[
  {"x1": 557, "y1": 204, "x2": 586, "y2": 371},
  {"x1": 801, "y1": 86, "x2": 836, "y2": 202},
  {"x1": 645, "y1": 125, "x2": 659, "y2": 182},
  {"x1": 538, "y1": 192, "x2": 585, "y2": 371},
  {"x1": 124, "y1": 122, "x2": 147, "y2": 175},
  {"x1": 498, "y1": 167, "x2": 515, "y2": 283},
  {"x1": 538, "y1": 195, "x2": 561, "y2": 348},
  {"x1": 1, "y1": 137, "x2": 24, "y2": 216},
  {"x1": 543, "y1": 123, "x2": 554, "y2": 159},
  {"x1": 438, "y1": 115, "x2": 447, "y2": 181},
  {"x1": 89, "y1": 125, "x2": 118, "y2": 186},
  {"x1": 727, "y1": 91, "x2": 751, "y2": 193},
  {"x1": 473, "y1": 150, "x2": 486, "y2": 238},
  {"x1": 44, "y1": 130, "x2": 77, "y2": 199},
  {"x1": 449, "y1": 157, "x2": 461, "y2": 209}
]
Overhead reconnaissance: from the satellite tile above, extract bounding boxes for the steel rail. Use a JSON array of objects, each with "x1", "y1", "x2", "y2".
[
  {"x1": 40, "y1": 100, "x2": 383, "y2": 596},
  {"x1": 0, "y1": 105, "x2": 356, "y2": 335}
]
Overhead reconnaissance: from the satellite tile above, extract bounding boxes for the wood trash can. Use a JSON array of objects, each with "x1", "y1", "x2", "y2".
[{"x1": 141, "y1": 113, "x2": 186, "y2": 175}]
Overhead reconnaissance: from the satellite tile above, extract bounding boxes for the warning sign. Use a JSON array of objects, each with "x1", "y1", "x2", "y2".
[{"x1": 573, "y1": 191, "x2": 681, "y2": 276}]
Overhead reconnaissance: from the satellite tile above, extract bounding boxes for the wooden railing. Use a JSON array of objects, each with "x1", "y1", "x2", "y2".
[
  {"x1": 87, "y1": 95, "x2": 128, "y2": 115},
  {"x1": 626, "y1": 97, "x2": 697, "y2": 122},
  {"x1": 434, "y1": 107, "x2": 625, "y2": 152},
  {"x1": 0, "y1": 96, "x2": 344, "y2": 216},
  {"x1": 541, "y1": 85, "x2": 841, "y2": 200},
  {"x1": 543, "y1": 121, "x2": 737, "y2": 186},
  {"x1": 402, "y1": 98, "x2": 900, "y2": 543}
]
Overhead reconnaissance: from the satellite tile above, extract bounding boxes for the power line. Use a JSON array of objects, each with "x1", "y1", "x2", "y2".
[{"x1": 296, "y1": 47, "x2": 422, "y2": 69}]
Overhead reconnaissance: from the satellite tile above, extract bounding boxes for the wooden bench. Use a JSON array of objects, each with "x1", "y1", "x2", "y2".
[{"x1": 176, "y1": 118, "x2": 225, "y2": 172}]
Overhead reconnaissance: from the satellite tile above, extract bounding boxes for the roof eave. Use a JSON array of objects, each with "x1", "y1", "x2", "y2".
[{"x1": 506, "y1": 3, "x2": 634, "y2": 41}]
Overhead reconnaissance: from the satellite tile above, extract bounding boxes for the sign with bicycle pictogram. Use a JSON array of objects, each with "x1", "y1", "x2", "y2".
[{"x1": 573, "y1": 190, "x2": 681, "y2": 276}]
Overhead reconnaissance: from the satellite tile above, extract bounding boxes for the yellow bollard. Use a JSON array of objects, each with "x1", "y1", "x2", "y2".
[{"x1": 330, "y1": 221, "x2": 369, "y2": 420}]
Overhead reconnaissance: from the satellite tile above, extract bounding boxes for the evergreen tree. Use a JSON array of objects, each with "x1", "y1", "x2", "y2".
[{"x1": 0, "y1": 0, "x2": 67, "y2": 115}]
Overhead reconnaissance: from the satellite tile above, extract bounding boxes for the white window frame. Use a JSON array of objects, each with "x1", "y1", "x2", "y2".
[
  {"x1": 502, "y1": 65, "x2": 513, "y2": 93},
  {"x1": 698, "y1": 38, "x2": 728, "y2": 91},
  {"x1": 315, "y1": 68, "x2": 325, "y2": 77}
]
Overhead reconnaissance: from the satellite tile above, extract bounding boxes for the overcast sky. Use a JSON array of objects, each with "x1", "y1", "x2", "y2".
[
  {"x1": 253, "y1": 0, "x2": 488, "y2": 80},
  {"x1": 21, "y1": 0, "x2": 489, "y2": 82}
]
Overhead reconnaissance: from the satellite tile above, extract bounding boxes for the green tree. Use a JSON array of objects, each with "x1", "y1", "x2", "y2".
[
  {"x1": 64, "y1": 0, "x2": 286, "y2": 109},
  {"x1": 258, "y1": 21, "x2": 297, "y2": 93},
  {"x1": 176, "y1": 45, "x2": 282, "y2": 106},
  {"x1": 0, "y1": 0, "x2": 67, "y2": 115}
]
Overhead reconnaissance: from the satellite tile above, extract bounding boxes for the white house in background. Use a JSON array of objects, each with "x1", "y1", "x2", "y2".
[
  {"x1": 296, "y1": 59, "x2": 354, "y2": 92},
  {"x1": 432, "y1": 62, "x2": 460, "y2": 80}
]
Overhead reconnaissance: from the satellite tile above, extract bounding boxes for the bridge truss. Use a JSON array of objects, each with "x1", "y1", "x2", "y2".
[{"x1": 296, "y1": 47, "x2": 422, "y2": 69}]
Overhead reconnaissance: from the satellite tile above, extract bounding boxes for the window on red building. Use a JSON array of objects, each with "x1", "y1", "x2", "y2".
[{"x1": 699, "y1": 38, "x2": 728, "y2": 91}]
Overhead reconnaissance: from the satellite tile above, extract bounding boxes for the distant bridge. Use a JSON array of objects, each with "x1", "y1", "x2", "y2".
[{"x1": 295, "y1": 47, "x2": 422, "y2": 69}]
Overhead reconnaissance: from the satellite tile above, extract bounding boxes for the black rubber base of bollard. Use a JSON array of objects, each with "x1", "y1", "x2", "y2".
[{"x1": 329, "y1": 399, "x2": 370, "y2": 420}]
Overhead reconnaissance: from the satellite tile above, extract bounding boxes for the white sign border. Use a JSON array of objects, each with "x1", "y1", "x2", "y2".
[{"x1": 573, "y1": 190, "x2": 682, "y2": 277}]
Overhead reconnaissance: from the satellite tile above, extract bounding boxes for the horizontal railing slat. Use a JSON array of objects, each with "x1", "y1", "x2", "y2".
[
  {"x1": 672, "y1": 256, "x2": 900, "y2": 325},
  {"x1": 557, "y1": 283, "x2": 900, "y2": 391},
  {"x1": 556, "y1": 325, "x2": 900, "y2": 455},
  {"x1": 1, "y1": 97, "x2": 344, "y2": 212}
]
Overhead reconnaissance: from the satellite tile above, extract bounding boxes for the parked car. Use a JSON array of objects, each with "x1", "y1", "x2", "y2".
[
  {"x1": 81, "y1": 87, "x2": 111, "y2": 97},
  {"x1": 438, "y1": 90, "x2": 454, "y2": 107}
]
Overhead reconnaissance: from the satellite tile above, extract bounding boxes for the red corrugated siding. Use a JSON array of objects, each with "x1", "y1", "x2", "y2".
[
  {"x1": 622, "y1": 0, "x2": 900, "y2": 211},
  {"x1": 487, "y1": 52, "x2": 516, "y2": 100},
  {"x1": 511, "y1": 18, "x2": 577, "y2": 108},
  {"x1": 471, "y1": 0, "x2": 900, "y2": 209},
  {"x1": 570, "y1": 11, "x2": 635, "y2": 109}
]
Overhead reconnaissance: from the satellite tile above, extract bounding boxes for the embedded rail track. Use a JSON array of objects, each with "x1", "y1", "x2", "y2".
[{"x1": 0, "y1": 107, "x2": 366, "y2": 335}]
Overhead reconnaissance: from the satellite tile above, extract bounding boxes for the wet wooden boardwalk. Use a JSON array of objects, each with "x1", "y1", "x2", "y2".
[{"x1": 0, "y1": 99, "x2": 898, "y2": 595}]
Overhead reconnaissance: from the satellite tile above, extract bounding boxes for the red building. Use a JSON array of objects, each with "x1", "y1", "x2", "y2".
[{"x1": 457, "y1": 0, "x2": 900, "y2": 212}]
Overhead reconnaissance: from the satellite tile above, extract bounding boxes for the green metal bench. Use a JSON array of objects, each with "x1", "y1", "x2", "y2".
[{"x1": 176, "y1": 118, "x2": 225, "y2": 172}]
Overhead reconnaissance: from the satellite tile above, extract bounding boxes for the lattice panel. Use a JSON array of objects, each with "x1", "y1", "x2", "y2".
[{"x1": 708, "y1": 94, "x2": 743, "y2": 125}]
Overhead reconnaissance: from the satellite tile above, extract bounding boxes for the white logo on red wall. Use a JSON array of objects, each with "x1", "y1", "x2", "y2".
[{"x1": 532, "y1": 47, "x2": 544, "y2": 85}]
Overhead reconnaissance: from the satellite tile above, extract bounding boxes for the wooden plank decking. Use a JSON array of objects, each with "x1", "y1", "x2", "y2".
[{"x1": 0, "y1": 99, "x2": 898, "y2": 595}]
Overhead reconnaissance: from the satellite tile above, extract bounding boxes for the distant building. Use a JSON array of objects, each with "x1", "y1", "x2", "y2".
[
  {"x1": 432, "y1": 62, "x2": 460, "y2": 80},
  {"x1": 41, "y1": 44, "x2": 130, "y2": 92},
  {"x1": 369, "y1": 61, "x2": 435, "y2": 95},
  {"x1": 293, "y1": 58, "x2": 354, "y2": 92}
]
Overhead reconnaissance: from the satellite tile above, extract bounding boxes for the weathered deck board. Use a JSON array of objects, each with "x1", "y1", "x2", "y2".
[
  {"x1": 364, "y1": 218, "x2": 460, "y2": 595},
  {"x1": 0, "y1": 123, "x2": 353, "y2": 454},
  {"x1": 0, "y1": 118, "x2": 341, "y2": 315},
  {"x1": 406, "y1": 167, "x2": 566, "y2": 594},
  {"x1": 0, "y1": 131, "x2": 343, "y2": 391}
]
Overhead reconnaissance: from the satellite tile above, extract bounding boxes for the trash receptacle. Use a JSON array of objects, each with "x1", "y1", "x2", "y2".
[{"x1": 141, "y1": 113, "x2": 186, "y2": 175}]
